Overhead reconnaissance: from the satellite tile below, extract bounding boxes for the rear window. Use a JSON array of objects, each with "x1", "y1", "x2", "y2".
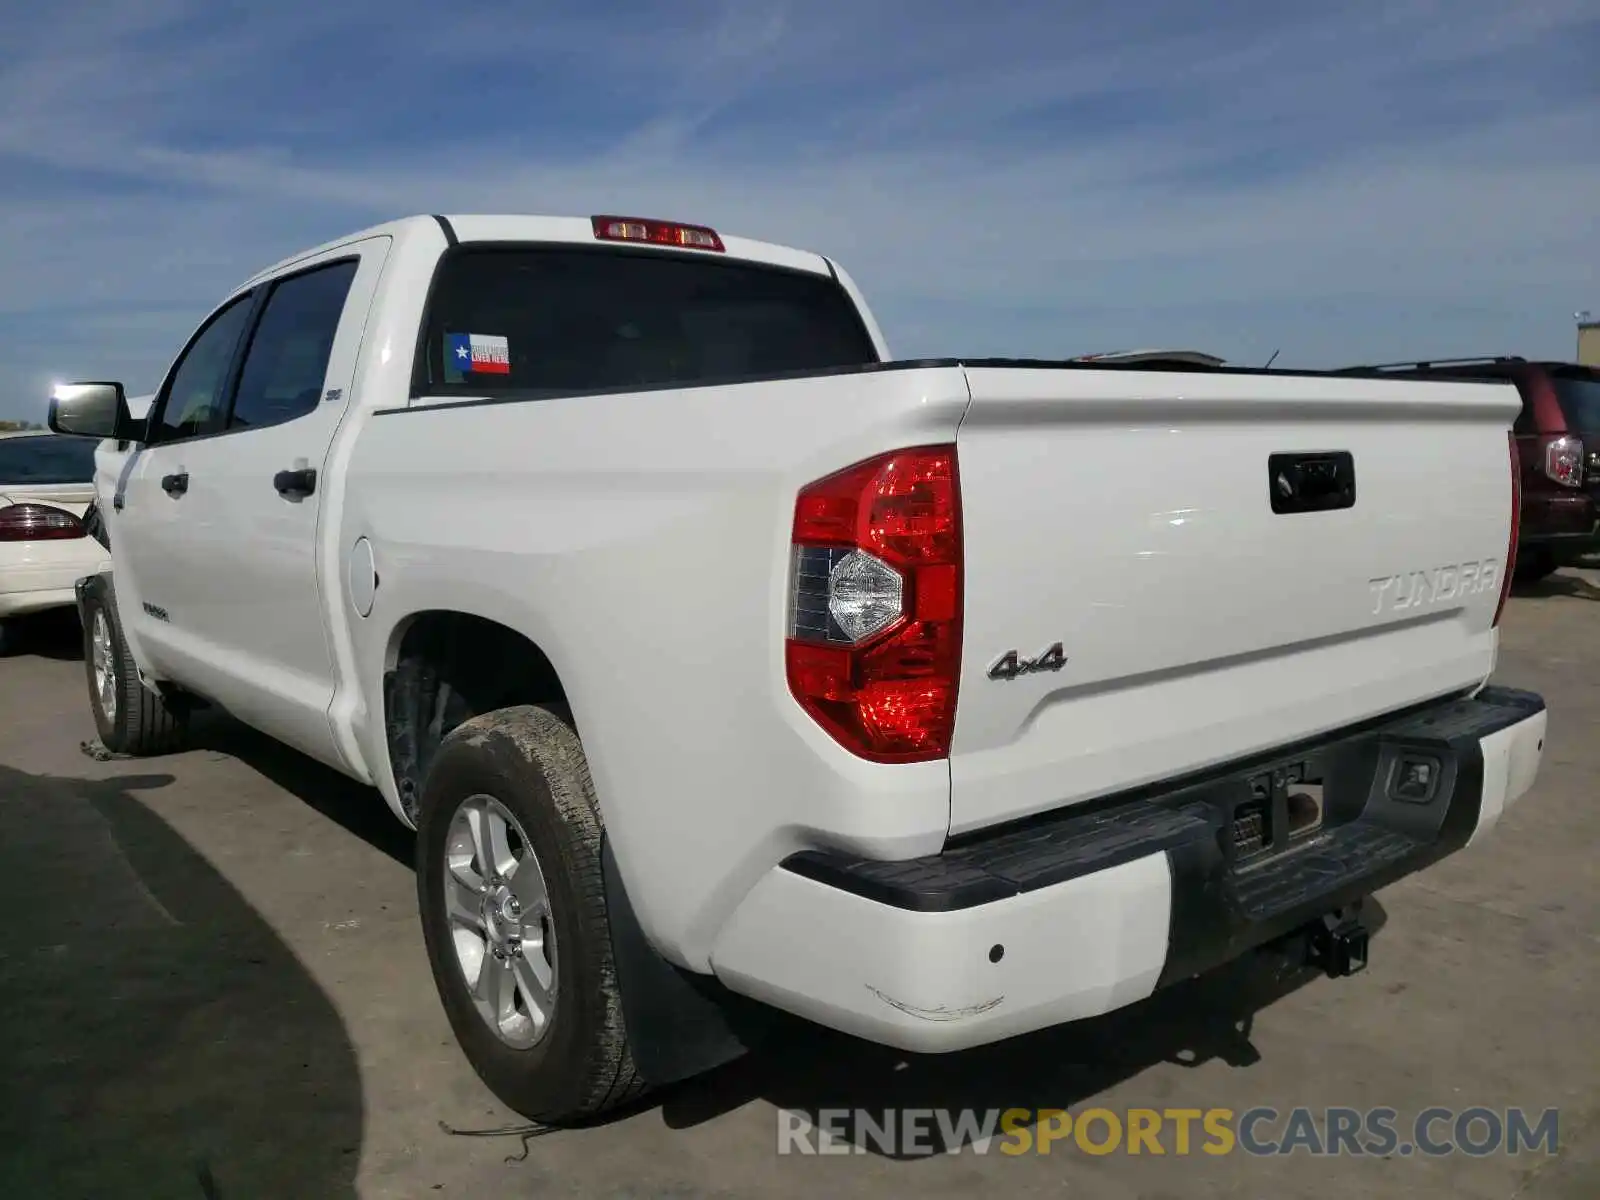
[
  {"x1": 415, "y1": 247, "x2": 879, "y2": 396},
  {"x1": 1551, "y1": 371, "x2": 1600, "y2": 432},
  {"x1": 0, "y1": 434, "x2": 99, "y2": 485}
]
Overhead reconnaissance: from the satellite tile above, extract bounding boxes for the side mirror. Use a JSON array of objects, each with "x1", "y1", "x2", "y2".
[{"x1": 47, "y1": 382, "x2": 142, "y2": 443}]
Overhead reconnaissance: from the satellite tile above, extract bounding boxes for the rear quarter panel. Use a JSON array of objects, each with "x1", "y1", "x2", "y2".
[{"x1": 340, "y1": 366, "x2": 971, "y2": 970}]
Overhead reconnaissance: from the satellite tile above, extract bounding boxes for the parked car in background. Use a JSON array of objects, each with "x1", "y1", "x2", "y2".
[
  {"x1": 0, "y1": 395, "x2": 155, "y2": 653},
  {"x1": 0, "y1": 429, "x2": 108, "y2": 651},
  {"x1": 1335, "y1": 358, "x2": 1600, "y2": 581}
]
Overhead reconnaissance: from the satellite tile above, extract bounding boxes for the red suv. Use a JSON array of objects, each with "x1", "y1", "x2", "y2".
[{"x1": 1338, "y1": 358, "x2": 1600, "y2": 582}]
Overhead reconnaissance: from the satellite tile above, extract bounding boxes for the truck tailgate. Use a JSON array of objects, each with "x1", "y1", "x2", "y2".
[{"x1": 948, "y1": 365, "x2": 1519, "y2": 835}]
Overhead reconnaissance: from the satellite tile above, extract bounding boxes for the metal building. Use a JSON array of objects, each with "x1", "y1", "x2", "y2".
[{"x1": 1579, "y1": 313, "x2": 1600, "y2": 367}]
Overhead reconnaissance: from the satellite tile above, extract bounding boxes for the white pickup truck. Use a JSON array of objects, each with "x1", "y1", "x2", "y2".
[{"x1": 48, "y1": 213, "x2": 1548, "y2": 1125}]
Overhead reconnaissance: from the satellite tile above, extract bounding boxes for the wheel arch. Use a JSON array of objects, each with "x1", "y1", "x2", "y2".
[
  {"x1": 387, "y1": 612, "x2": 767, "y2": 1092},
  {"x1": 380, "y1": 608, "x2": 571, "y2": 826}
]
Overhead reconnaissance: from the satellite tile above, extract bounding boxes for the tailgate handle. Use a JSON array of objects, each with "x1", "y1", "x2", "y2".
[{"x1": 1269, "y1": 452, "x2": 1355, "y2": 514}]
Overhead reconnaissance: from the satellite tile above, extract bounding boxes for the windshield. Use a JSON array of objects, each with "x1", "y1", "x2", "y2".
[
  {"x1": 1551, "y1": 371, "x2": 1600, "y2": 432},
  {"x1": 417, "y1": 247, "x2": 879, "y2": 395},
  {"x1": 0, "y1": 434, "x2": 99, "y2": 485}
]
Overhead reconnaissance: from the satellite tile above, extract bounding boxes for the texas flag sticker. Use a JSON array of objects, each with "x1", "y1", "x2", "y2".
[{"x1": 444, "y1": 332, "x2": 511, "y2": 379}]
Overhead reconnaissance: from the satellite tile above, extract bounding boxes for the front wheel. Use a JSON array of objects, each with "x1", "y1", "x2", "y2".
[
  {"x1": 81, "y1": 580, "x2": 188, "y2": 756},
  {"x1": 415, "y1": 704, "x2": 646, "y2": 1124}
]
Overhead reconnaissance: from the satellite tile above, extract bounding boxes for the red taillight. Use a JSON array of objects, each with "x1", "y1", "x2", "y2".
[
  {"x1": 0, "y1": 502, "x2": 86, "y2": 541},
  {"x1": 785, "y1": 445, "x2": 962, "y2": 763},
  {"x1": 1494, "y1": 431, "x2": 1520, "y2": 627},
  {"x1": 1542, "y1": 434, "x2": 1584, "y2": 488},
  {"x1": 591, "y1": 215, "x2": 725, "y2": 253}
]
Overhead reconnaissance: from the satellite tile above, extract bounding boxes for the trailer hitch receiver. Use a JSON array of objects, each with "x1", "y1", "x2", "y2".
[{"x1": 1305, "y1": 906, "x2": 1370, "y2": 978}]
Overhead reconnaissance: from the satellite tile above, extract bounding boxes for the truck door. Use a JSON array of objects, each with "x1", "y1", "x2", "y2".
[{"x1": 114, "y1": 236, "x2": 391, "y2": 769}]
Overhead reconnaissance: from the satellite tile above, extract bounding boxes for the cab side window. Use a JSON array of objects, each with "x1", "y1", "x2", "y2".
[
  {"x1": 227, "y1": 260, "x2": 358, "y2": 431},
  {"x1": 150, "y1": 295, "x2": 254, "y2": 442}
]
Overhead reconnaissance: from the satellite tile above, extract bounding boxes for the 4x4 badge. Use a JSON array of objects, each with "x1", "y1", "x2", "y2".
[{"x1": 988, "y1": 642, "x2": 1067, "y2": 681}]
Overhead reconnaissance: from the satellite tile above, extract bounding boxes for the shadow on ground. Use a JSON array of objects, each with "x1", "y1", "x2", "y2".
[
  {"x1": 1514, "y1": 567, "x2": 1600, "y2": 602},
  {"x1": 649, "y1": 908, "x2": 1383, "y2": 1158},
  {"x1": 0, "y1": 763, "x2": 364, "y2": 1198},
  {"x1": 187, "y1": 713, "x2": 415, "y2": 868},
  {"x1": 0, "y1": 607, "x2": 84, "y2": 661}
]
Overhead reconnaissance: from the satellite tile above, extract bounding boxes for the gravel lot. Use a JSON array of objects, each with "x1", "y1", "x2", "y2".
[{"x1": 1, "y1": 573, "x2": 1596, "y2": 1199}]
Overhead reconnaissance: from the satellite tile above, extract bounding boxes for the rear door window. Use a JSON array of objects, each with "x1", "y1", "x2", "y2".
[
  {"x1": 1550, "y1": 370, "x2": 1600, "y2": 432},
  {"x1": 227, "y1": 260, "x2": 359, "y2": 431},
  {"x1": 415, "y1": 247, "x2": 879, "y2": 396}
]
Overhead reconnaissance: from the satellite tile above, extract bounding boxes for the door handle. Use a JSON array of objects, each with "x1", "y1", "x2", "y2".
[
  {"x1": 274, "y1": 467, "x2": 317, "y2": 499},
  {"x1": 161, "y1": 471, "x2": 189, "y2": 497}
]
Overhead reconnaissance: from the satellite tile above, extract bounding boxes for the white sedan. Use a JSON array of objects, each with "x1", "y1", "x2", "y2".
[
  {"x1": 0, "y1": 428, "x2": 109, "y2": 649},
  {"x1": 0, "y1": 393, "x2": 152, "y2": 653}
]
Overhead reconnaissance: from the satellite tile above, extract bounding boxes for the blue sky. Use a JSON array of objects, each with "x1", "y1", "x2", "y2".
[{"x1": 1, "y1": 0, "x2": 1597, "y2": 419}]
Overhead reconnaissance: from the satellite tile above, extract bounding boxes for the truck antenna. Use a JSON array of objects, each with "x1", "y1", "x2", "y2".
[{"x1": 1264, "y1": 349, "x2": 1280, "y2": 369}]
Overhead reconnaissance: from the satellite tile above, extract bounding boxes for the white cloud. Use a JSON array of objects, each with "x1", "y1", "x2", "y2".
[{"x1": 1, "y1": 0, "x2": 1596, "y2": 416}]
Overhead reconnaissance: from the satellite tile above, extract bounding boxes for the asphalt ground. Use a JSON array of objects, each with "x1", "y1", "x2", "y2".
[{"x1": 1, "y1": 570, "x2": 1595, "y2": 1199}]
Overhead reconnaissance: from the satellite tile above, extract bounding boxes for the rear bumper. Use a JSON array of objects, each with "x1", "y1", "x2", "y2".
[
  {"x1": 1520, "y1": 491, "x2": 1599, "y2": 561},
  {"x1": 0, "y1": 543, "x2": 108, "y2": 618},
  {"x1": 0, "y1": 569, "x2": 95, "y2": 618},
  {"x1": 0, "y1": 585, "x2": 79, "y2": 619},
  {"x1": 1520, "y1": 526, "x2": 1600, "y2": 564},
  {"x1": 708, "y1": 686, "x2": 1546, "y2": 1052}
]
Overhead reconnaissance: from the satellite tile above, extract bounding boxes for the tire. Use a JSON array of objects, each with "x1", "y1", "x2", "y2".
[
  {"x1": 82, "y1": 581, "x2": 188, "y2": 756},
  {"x1": 415, "y1": 703, "x2": 646, "y2": 1124},
  {"x1": 0, "y1": 619, "x2": 14, "y2": 657}
]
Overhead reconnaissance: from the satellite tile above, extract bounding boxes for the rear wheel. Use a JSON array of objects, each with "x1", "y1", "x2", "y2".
[
  {"x1": 415, "y1": 704, "x2": 646, "y2": 1124},
  {"x1": 82, "y1": 582, "x2": 188, "y2": 756}
]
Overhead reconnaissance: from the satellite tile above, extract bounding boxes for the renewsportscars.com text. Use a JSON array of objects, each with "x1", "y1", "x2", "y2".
[{"x1": 776, "y1": 1106, "x2": 1560, "y2": 1158}]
